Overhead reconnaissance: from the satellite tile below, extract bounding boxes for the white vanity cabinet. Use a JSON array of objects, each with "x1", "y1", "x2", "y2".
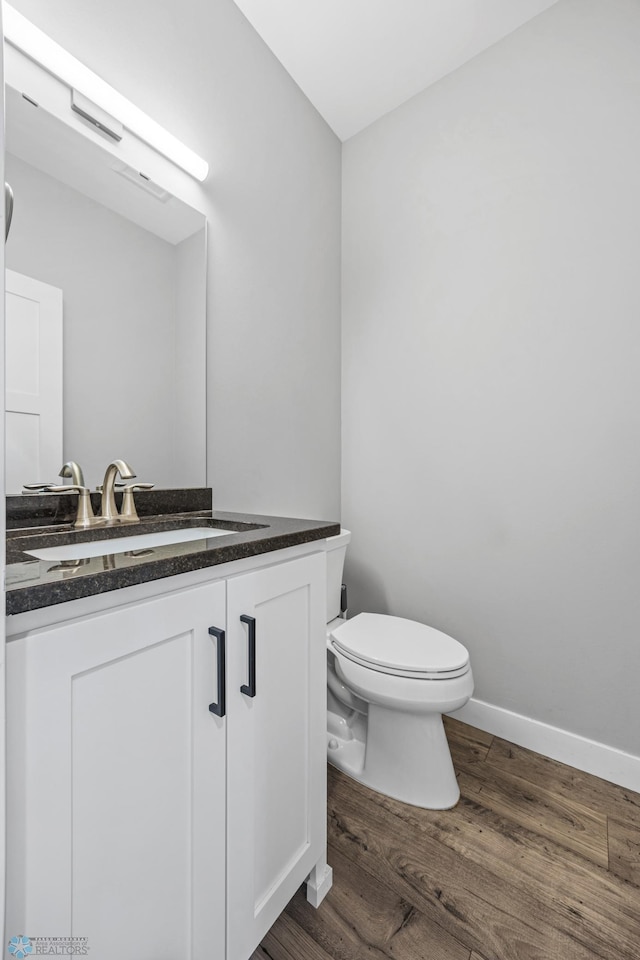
[
  {"x1": 6, "y1": 549, "x2": 328, "y2": 960},
  {"x1": 226, "y1": 554, "x2": 327, "y2": 960}
]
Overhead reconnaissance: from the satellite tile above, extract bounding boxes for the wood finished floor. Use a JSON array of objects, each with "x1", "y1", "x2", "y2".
[{"x1": 252, "y1": 718, "x2": 640, "y2": 960}]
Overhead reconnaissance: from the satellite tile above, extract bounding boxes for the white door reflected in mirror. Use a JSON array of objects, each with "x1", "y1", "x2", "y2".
[{"x1": 5, "y1": 269, "x2": 63, "y2": 493}]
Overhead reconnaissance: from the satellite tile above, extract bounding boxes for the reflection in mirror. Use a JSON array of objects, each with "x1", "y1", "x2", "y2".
[{"x1": 4, "y1": 85, "x2": 207, "y2": 495}]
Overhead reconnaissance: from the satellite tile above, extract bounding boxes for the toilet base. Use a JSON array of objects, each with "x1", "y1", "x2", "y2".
[
  {"x1": 327, "y1": 704, "x2": 460, "y2": 810},
  {"x1": 327, "y1": 710, "x2": 366, "y2": 775}
]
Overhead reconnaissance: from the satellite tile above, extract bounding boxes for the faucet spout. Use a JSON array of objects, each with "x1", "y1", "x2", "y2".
[
  {"x1": 59, "y1": 461, "x2": 85, "y2": 487},
  {"x1": 100, "y1": 459, "x2": 135, "y2": 522}
]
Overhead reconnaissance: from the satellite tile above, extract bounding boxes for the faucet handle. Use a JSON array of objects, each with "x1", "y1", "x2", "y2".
[
  {"x1": 36, "y1": 484, "x2": 87, "y2": 494},
  {"x1": 29, "y1": 484, "x2": 97, "y2": 528},
  {"x1": 120, "y1": 483, "x2": 155, "y2": 523},
  {"x1": 22, "y1": 482, "x2": 57, "y2": 492}
]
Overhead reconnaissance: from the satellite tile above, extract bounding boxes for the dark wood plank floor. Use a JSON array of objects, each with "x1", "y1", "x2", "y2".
[{"x1": 253, "y1": 717, "x2": 640, "y2": 960}]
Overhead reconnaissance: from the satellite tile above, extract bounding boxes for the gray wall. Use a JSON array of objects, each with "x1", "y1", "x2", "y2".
[
  {"x1": 174, "y1": 227, "x2": 207, "y2": 489},
  {"x1": 10, "y1": 0, "x2": 342, "y2": 521},
  {"x1": 5, "y1": 153, "x2": 198, "y2": 489},
  {"x1": 342, "y1": 0, "x2": 640, "y2": 755}
]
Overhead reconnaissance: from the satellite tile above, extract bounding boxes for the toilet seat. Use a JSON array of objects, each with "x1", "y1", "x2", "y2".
[{"x1": 330, "y1": 612, "x2": 470, "y2": 680}]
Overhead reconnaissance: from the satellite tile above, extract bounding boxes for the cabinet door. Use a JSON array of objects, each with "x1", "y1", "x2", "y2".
[
  {"x1": 6, "y1": 581, "x2": 227, "y2": 960},
  {"x1": 226, "y1": 552, "x2": 327, "y2": 960}
]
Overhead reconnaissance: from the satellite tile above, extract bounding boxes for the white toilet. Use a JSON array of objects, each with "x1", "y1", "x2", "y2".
[{"x1": 326, "y1": 530, "x2": 473, "y2": 810}]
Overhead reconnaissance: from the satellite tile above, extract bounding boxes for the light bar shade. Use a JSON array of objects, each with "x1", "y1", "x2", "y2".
[{"x1": 2, "y1": 3, "x2": 209, "y2": 181}]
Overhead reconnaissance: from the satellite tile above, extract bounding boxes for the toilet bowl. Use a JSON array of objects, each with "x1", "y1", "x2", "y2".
[{"x1": 325, "y1": 531, "x2": 473, "y2": 810}]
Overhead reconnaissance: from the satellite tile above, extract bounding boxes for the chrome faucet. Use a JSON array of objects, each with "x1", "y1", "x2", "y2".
[
  {"x1": 100, "y1": 459, "x2": 136, "y2": 522},
  {"x1": 23, "y1": 459, "x2": 145, "y2": 528}
]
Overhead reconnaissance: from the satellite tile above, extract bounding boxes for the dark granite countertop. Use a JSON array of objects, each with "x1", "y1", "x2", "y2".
[{"x1": 6, "y1": 493, "x2": 340, "y2": 615}]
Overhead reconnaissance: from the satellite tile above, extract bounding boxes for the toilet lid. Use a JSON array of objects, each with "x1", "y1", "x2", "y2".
[{"x1": 330, "y1": 612, "x2": 469, "y2": 677}]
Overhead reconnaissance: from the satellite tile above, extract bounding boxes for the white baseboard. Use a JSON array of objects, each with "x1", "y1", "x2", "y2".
[{"x1": 450, "y1": 697, "x2": 640, "y2": 794}]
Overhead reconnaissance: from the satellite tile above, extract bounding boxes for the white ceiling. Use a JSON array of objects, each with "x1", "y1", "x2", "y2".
[{"x1": 232, "y1": 0, "x2": 559, "y2": 141}]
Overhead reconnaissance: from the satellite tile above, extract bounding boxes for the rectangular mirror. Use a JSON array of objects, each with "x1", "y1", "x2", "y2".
[{"x1": 4, "y1": 83, "x2": 207, "y2": 494}]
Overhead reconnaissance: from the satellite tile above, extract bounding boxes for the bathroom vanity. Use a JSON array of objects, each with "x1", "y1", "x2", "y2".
[{"x1": 5, "y1": 492, "x2": 339, "y2": 960}]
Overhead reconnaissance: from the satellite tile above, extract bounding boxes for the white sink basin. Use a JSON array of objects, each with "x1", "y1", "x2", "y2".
[{"x1": 26, "y1": 526, "x2": 235, "y2": 562}]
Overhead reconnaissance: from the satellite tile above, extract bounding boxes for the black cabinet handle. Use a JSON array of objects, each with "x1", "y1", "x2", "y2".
[
  {"x1": 208, "y1": 626, "x2": 226, "y2": 717},
  {"x1": 240, "y1": 614, "x2": 256, "y2": 698}
]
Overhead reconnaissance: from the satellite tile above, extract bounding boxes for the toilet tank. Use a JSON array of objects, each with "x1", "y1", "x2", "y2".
[{"x1": 325, "y1": 529, "x2": 351, "y2": 623}]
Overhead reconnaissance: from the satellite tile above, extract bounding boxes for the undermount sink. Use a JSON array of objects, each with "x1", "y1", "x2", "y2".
[{"x1": 26, "y1": 526, "x2": 236, "y2": 562}]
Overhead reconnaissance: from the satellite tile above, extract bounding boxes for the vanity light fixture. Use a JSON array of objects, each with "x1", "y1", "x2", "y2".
[{"x1": 2, "y1": 3, "x2": 209, "y2": 181}]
